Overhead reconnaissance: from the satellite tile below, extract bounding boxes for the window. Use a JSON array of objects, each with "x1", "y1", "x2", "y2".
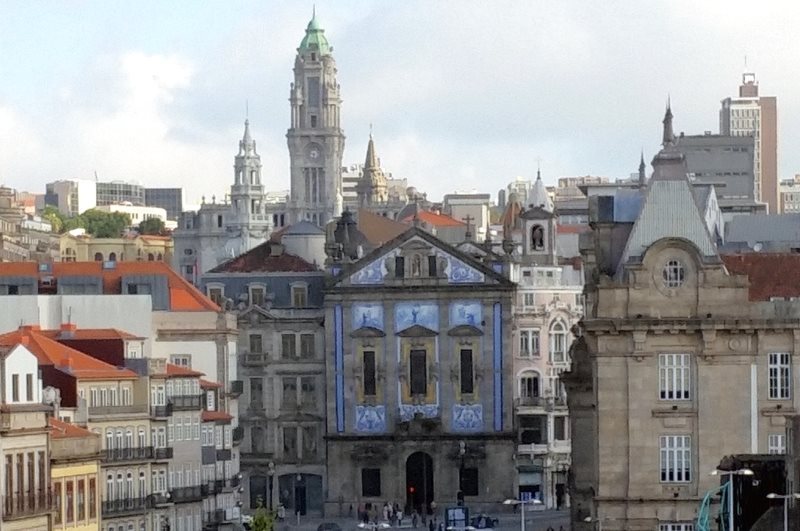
[
  {"x1": 394, "y1": 256, "x2": 405, "y2": 278},
  {"x1": 282, "y1": 378, "x2": 297, "y2": 408},
  {"x1": 659, "y1": 354, "x2": 691, "y2": 400},
  {"x1": 361, "y1": 468, "x2": 381, "y2": 497},
  {"x1": 281, "y1": 334, "x2": 296, "y2": 359},
  {"x1": 519, "y1": 372, "x2": 540, "y2": 399},
  {"x1": 54, "y1": 481, "x2": 62, "y2": 524},
  {"x1": 77, "y1": 479, "x2": 86, "y2": 521},
  {"x1": 662, "y1": 260, "x2": 685, "y2": 289},
  {"x1": 300, "y1": 377, "x2": 316, "y2": 406},
  {"x1": 459, "y1": 468, "x2": 479, "y2": 496},
  {"x1": 522, "y1": 293, "x2": 534, "y2": 307},
  {"x1": 519, "y1": 329, "x2": 539, "y2": 357},
  {"x1": 409, "y1": 350, "x2": 427, "y2": 395},
  {"x1": 291, "y1": 285, "x2": 308, "y2": 307},
  {"x1": 310, "y1": 115, "x2": 318, "y2": 128},
  {"x1": 549, "y1": 320, "x2": 567, "y2": 363},
  {"x1": 460, "y1": 349, "x2": 474, "y2": 394},
  {"x1": 250, "y1": 286, "x2": 265, "y2": 307},
  {"x1": 25, "y1": 373, "x2": 33, "y2": 401},
  {"x1": 554, "y1": 416, "x2": 567, "y2": 441},
  {"x1": 207, "y1": 286, "x2": 223, "y2": 306},
  {"x1": 66, "y1": 480, "x2": 74, "y2": 523},
  {"x1": 519, "y1": 416, "x2": 546, "y2": 444},
  {"x1": 170, "y1": 355, "x2": 191, "y2": 367},
  {"x1": 768, "y1": 434, "x2": 786, "y2": 455},
  {"x1": 89, "y1": 478, "x2": 96, "y2": 519},
  {"x1": 249, "y1": 334, "x2": 263, "y2": 354},
  {"x1": 769, "y1": 352, "x2": 791, "y2": 399},
  {"x1": 249, "y1": 377, "x2": 263, "y2": 406},
  {"x1": 659, "y1": 525, "x2": 694, "y2": 531},
  {"x1": 660, "y1": 435, "x2": 691, "y2": 483},
  {"x1": 531, "y1": 224, "x2": 544, "y2": 250},
  {"x1": 11, "y1": 374, "x2": 18, "y2": 402},
  {"x1": 363, "y1": 351, "x2": 377, "y2": 397},
  {"x1": 300, "y1": 334, "x2": 315, "y2": 358},
  {"x1": 283, "y1": 426, "x2": 297, "y2": 459},
  {"x1": 106, "y1": 473, "x2": 113, "y2": 501},
  {"x1": 428, "y1": 255, "x2": 437, "y2": 277}
]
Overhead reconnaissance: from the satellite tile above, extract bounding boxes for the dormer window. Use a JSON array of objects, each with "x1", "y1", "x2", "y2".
[
  {"x1": 662, "y1": 260, "x2": 685, "y2": 289},
  {"x1": 291, "y1": 283, "x2": 308, "y2": 308}
]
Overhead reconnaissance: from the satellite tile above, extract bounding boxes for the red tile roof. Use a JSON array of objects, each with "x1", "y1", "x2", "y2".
[
  {"x1": 49, "y1": 417, "x2": 97, "y2": 439},
  {"x1": 0, "y1": 261, "x2": 218, "y2": 312},
  {"x1": 201, "y1": 410, "x2": 232, "y2": 423},
  {"x1": 39, "y1": 326, "x2": 142, "y2": 341},
  {"x1": 356, "y1": 209, "x2": 409, "y2": 246},
  {"x1": 401, "y1": 210, "x2": 466, "y2": 228},
  {"x1": 209, "y1": 241, "x2": 319, "y2": 273},
  {"x1": 722, "y1": 253, "x2": 800, "y2": 301},
  {"x1": 200, "y1": 379, "x2": 222, "y2": 390},
  {"x1": 0, "y1": 328, "x2": 138, "y2": 380},
  {"x1": 164, "y1": 363, "x2": 204, "y2": 378}
]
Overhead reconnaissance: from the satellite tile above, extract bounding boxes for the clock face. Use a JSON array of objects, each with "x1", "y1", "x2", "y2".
[
  {"x1": 309, "y1": 149, "x2": 319, "y2": 159},
  {"x1": 306, "y1": 144, "x2": 323, "y2": 162}
]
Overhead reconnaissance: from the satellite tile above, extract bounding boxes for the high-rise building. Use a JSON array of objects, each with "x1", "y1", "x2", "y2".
[
  {"x1": 287, "y1": 12, "x2": 345, "y2": 226},
  {"x1": 95, "y1": 181, "x2": 145, "y2": 207},
  {"x1": 720, "y1": 72, "x2": 779, "y2": 213},
  {"x1": 45, "y1": 179, "x2": 97, "y2": 217},
  {"x1": 145, "y1": 188, "x2": 184, "y2": 221}
]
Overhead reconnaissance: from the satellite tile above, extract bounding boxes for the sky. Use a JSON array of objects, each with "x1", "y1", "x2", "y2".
[{"x1": 1, "y1": 0, "x2": 799, "y2": 205}]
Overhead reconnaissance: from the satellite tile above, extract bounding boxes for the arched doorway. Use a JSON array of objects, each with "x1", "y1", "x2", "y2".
[{"x1": 406, "y1": 452, "x2": 434, "y2": 515}]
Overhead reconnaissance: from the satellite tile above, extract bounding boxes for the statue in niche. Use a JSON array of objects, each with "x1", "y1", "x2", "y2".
[
  {"x1": 531, "y1": 225, "x2": 545, "y2": 250},
  {"x1": 384, "y1": 257, "x2": 395, "y2": 278},
  {"x1": 411, "y1": 254, "x2": 422, "y2": 277}
]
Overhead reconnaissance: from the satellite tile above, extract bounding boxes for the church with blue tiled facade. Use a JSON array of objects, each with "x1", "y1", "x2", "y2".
[{"x1": 323, "y1": 223, "x2": 516, "y2": 515}]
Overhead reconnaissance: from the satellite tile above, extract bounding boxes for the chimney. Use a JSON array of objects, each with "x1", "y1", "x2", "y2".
[
  {"x1": 60, "y1": 357, "x2": 73, "y2": 370},
  {"x1": 59, "y1": 323, "x2": 77, "y2": 339},
  {"x1": 20, "y1": 324, "x2": 40, "y2": 332}
]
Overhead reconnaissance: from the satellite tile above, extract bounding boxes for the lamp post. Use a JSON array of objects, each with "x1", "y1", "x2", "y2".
[
  {"x1": 267, "y1": 462, "x2": 275, "y2": 511},
  {"x1": 766, "y1": 492, "x2": 800, "y2": 531},
  {"x1": 711, "y1": 468, "x2": 754, "y2": 531},
  {"x1": 503, "y1": 498, "x2": 542, "y2": 531}
]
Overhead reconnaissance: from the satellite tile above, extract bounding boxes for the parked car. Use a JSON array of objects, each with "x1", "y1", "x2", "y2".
[
  {"x1": 470, "y1": 515, "x2": 498, "y2": 529},
  {"x1": 318, "y1": 523, "x2": 343, "y2": 531}
]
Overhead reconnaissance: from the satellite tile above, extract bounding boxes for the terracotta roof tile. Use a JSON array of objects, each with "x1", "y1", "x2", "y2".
[
  {"x1": 201, "y1": 410, "x2": 232, "y2": 423},
  {"x1": 164, "y1": 363, "x2": 204, "y2": 378},
  {"x1": 356, "y1": 209, "x2": 408, "y2": 246},
  {"x1": 39, "y1": 327, "x2": 142, "y2": 341},
  {"x1": 0, "y1": 328, "x2": 139, "y2": 380},
  {"x1": 722, "y1": 253, "x2": 800, "y2": 301},
  {"x1": 200, "y1": 379, "x2": 222, "y2": 389},
  {"x1": 400, "y1": 210, "x2": 465, "y2": 228},
  {"x1": 49, "y1": 417, "x2": 97, "y2": 439},
  {"x1": 209, "y1": 241, "x2": 319, "y2": 273}
]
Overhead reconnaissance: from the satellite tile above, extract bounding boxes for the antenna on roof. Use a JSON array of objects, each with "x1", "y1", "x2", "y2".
[
  {"x1": 94, "y1": 171, "x2": 99, "y2": 182},
  {"x1": 67, "y1": 306, "x2": 72, "y2": 324}
]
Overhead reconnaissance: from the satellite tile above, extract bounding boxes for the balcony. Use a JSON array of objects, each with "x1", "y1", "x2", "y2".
[
  {"x1": 170, "y1": 486, "x2": 203, "y2": 504},
  {"x1": 151, "y1": 403, "x2": 173, "y2": 418},
  {"x1": 241, "y1": 352, "x2": 269, "y2": 366},
  {"x1": 102, "y1": 446, "x2": 154, "y2": 463},
  {"x1": 149, "y1": 493, "x2": 172, "y2": 507},
  {"x1": 102, "y1": 496, "x2": 150, "y2": 517},
  {"x1": 216, "y1": 449, "x2": 232, "y2": 461},
  {"x1": 517, "y1": 442, "x2": 549, "y2": 456},
  {"x1": 154, "y1": 447, "x2": 174, "y2": 460},
  {"x1": 232, "y1": 426, "x2": 243, "y2": 445},
  {"x1": 171, "y1": 395, "x2": 203, "y2": 411},
  {"x1": 2, "y1": 490, "x2": 53, "y2": 520},
  {"x1": 515, "y1": 396, "x2": 546, "y2": 408},
  {"x1": 88, "y1": 404, "x2": 149, "y2": 418},
  {"x1": 230, "y1": 380, "x2": 243, "y2": 396},
  {"x1": 229, "y1": 475, "x2": 241, "y2": 488}
]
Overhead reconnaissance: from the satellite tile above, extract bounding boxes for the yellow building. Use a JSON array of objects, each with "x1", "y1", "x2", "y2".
[
  {"x1": 60, "y1": 233, "x2": 173, "y2": 264},
  {"x1": 50, "y1": 418, "x2": 102, "y2": 531}
]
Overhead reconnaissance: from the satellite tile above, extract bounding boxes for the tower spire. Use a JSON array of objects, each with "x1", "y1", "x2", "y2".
[
  {"x1": 638, "y1": 150, "x2": 647, "y2": 186},
  {"x1": 662, "y1": 97, "x2": 675, "y2": 148}
]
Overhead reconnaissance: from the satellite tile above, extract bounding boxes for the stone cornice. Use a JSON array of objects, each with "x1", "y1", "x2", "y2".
[{"x1": 584, "y1": 317, "x2": 800, "y2": 333}]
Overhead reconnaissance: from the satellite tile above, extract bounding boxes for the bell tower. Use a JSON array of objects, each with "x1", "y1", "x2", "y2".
[
  {"x1": 230, "y1": 119, "x2": 271, "y2": 250},
  {"x1": 287, "y1": 10, "x2": 345, "y2": 226}
]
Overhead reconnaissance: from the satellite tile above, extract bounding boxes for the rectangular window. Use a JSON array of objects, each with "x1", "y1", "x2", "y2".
[
  {"x1": 300, "y1": 333, "x2": 315, "y2": 358},
  {"x1": 77, "y1": 479, "x2": 85, "y2": 521},
  {"x1": 89, "y1": 478, "x2": 96, "y2": 519},
  {"x1": 250, "y1": 287, "x2": 265, "y2": 307},
  {"x1": 11, "y1": 374, "x2": 18, "y2": 402},
  {"x1": 283, "y1": 427, "x2": 298, "y2": 459},
  {"x1": 66, "y1": 480, "x2": 74, "y2": 523},
  {"x1": 409, "y1": 350, "x2": 427, "y2": 395},
  {"x1": 460, "y1": 467, "x2": 479, "y2": 496},
  {"x1": 54, "y1": 481, "x2": 62, "y2": 524},
  {"x1": 768, "y1": 433, "x2": 786, "y2": 455},
  {"x1": 291, "y1": 286, "x2": 307, "y2": 307},
  {"x1": 207, "y1": 287, "x2": 223, "y2": 306},
  {"x1": 659, "y1": 353, "x2": 691, "y2": 400},
  {"x1": 307, "y1": 76, "x2": 320, "y2": 107},
  {"x1": 361, "y1": 468, "x2": 381, "y2": 497},
  {"x1": 769, "y1": 352, "x2": 791, "y2": 400},
  {"x1": 460, "y1": 349, "x2": 474, "y2": 394},
  {"x1": 25, "y1": 373, "x2": 33, "y2": 401},
  {"x1": 394, "y1": 257, "x2": 405, "y2": 278},
  {"x1": 249, "y1": 334, "x2": 263, "y2": 354},
  {"x1": 554, "y1": 416, "x2": 567, "y2": 440},
  {"x1": 660, "y1": 435, "x2": 691, "y2": 483},
  {"x1": 281, "y1": 334, "x2": 296, "y2": 359},
  {"x1": 282, "y1": 378, "x2": 297, "y2": 408},
  {"x1": 428, "y1": 255, "x2": 437, "y2": 277},
  {"x1": 249, "y1": 377, "x2": 263, "y2": 405},
  {"x1": 300, "y1": 377, "x2": 316, "y2": 407},
  {"x1": 519, "y1": 329, "x2": 540, "y2": 357},
  {"x1": 520, "y1": 376, "x2": 540, "y2": 399},
  {"x1": 522, "y1": 293, "x2": 534, "y2": 307},
  {"x1": 363, "y1": 351, "x2": 377, "y2": 397}
]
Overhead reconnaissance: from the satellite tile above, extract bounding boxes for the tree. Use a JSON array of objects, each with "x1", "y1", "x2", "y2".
[
  {"x1": 252, "y1": 503, "x2": 274, "y2": 531},
  {"x1": 41, "y1": 206, "x2": 65, "y2": 233},
  {"x1": 138, "y1": 217, "x2": 166, "y2": 236},
  {"x1": 80, "y1": 209, "x2": 131, "y2": 238}
]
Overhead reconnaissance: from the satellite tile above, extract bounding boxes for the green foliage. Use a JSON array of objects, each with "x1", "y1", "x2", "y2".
[
  {"x1": 138, "y1": 217, "x2": 167, "y2": 236},
  {"x1": 252, "y1": 503, "x2": 274, "y2": 531},
  {"x1": 43, "y1": 207, "x2": 131, "y2": 238},
  {"x1": 42, "y1": 206, "x2": 65, "y2": 233}
]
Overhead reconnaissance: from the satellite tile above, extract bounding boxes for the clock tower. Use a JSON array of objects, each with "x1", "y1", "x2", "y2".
[{"x1": 287, "y1": 11, "x2": 345, "y2": 226}]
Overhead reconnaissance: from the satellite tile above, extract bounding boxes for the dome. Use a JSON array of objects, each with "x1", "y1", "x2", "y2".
[
  {"x1": 299, "y1": 13, "x2": 331, "y2": 55},
  {"x1": 406, "y1": 186, "x2": 419, "y2": 199}
]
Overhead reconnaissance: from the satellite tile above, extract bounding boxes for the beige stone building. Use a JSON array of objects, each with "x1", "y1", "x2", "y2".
[
  {"x1": 567, "y1": 130, "x2": 800, "y2": 529},
  {"x1": 60, "y1": 233, "x2": 173, "y2": 263}
]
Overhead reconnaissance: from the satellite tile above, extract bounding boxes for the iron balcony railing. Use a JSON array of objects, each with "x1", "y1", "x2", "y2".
[
  {"x1": 171, "y1": 395, "x2": 203, "y2": 410},
  {"x1": 154, "y1": 447, "x2": 174, "y2": 460},
  {"x1": 101, "y1": 496, "x2": 150, "y2": 517},
  {"x1": 2, "y1": 489, "x2": 54, "y2": 519},
  {"x1": 102, "y1": 446, "x2": 154, "y2": 463},
  {"x1": 151, "y1": 403, "x2": 173, "y2": 418}
]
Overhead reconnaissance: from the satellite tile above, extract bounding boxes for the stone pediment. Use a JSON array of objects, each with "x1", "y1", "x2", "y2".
[
  {"x1": 396, "y1": 324, "x2": 438, "y2": 337},
  {"x1": 350, "y1": 326, "x2": 386, "y2": 338},
  {"x1": 447, "y1": 324, "x2": 483, "y2": 337}
]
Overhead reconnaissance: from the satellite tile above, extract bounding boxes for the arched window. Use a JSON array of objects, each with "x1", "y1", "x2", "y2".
[
  {"x1": 108, "y1": 252, "x2": 117, "y2": 262},
  {"x1": 549, "y1": 320, "x2": 568, "y2": 363},
  {"x1": 519, "y1": 370, "x2": 541, "y2": 402},
  {"x1": 156, "y1": 253, "x2": 163, "y2": 261},
  {"x1": 531, "y1": 224, "x2": 545, "y2": 250},
  {"x1": 94, "y1": 252, "x2": 103, "y2": 261},
  {"x1": 147, "y1": 253, "x2": 155, "y2": 261},
  {"x1": 64, "y1": 248, "x2": 76, "y2": 262}
]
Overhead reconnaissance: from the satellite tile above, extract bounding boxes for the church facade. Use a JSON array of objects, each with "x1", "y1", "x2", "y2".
[{"x1": 323, "y1": 226, "x2": 516, "y2": 516}]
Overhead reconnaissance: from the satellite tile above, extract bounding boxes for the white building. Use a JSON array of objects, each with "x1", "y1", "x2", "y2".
[
  {"x1": 95, "y1": 203, "x2": 168, "y2": 226},
  {"x1": 45, "y1": 179, "x2": 97, "y2": 216}
]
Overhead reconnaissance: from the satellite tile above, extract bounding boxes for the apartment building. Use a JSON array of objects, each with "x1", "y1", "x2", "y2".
[{"x1": 0, "y1": 342, "x2": 52, "y2": 531}]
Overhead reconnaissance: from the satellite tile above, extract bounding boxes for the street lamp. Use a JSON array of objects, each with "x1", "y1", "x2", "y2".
[
  {"x1": 503, "y1": 498, "x2": 542, "y2": 531},
  {"x1": 766, "y1": 492, "x2": 800, "y2": 531},
  {"x1": 267, "y1": 462, "x2": 275, "y2": 511},
  {"x1": 711, "y1": 468, "x2": 754, "y2": 531}
]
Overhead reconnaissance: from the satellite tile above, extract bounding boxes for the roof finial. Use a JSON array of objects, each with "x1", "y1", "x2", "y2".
[
  {"x1": 246, "y1": 99, "x2": 249, "y2": 120},
  {"x1": 313, "y1": 4, "x2": 316, "y2": 18},
  {"x1": 369, "y1": 122, "x2": 373, "y2": 140},
  {"x1": 638, "y1": 149, "x2": 647, "y2": 186},
  {"x1": 662, "y1": 97, "x2": 675, "y2": 148},
  {"x1": 536, "y1": 157, "x2": 542, "y2": 180}
]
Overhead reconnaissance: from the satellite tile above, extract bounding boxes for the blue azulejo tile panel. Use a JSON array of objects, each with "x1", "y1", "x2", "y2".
[
  {"x1": 355, "y1": 405, "x2": 386, "y2": 433},
  {"x1": 351, "y1": 259, "x2": 384, "y2": 285},
  {"x1": 395, "y1": 302, "x2": 439, "y2": 332},
  {"x1": 452, "y1": 404, "x2": 483, "y2": 432},
  {"x1": 398, "y1": 404, "x2": 439, "y2": 422},
  {"x1": 352, "y1": 302, "x2": 384, "y2": 331},
  {"x1": 447, "y1": 256, "x2": 484, "y2": 284},
  {"x1": 449, "y1": 300, "x2": 482, "y2": 328}
]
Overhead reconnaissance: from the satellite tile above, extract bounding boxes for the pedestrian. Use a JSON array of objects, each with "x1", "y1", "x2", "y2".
[
  {"x1": 428, "y1": 517, "x2": 435, "y2": 531},
  {"x1": 397, "y1": 508, "x2": 404, "y2": 527},
  {"x1": 412, "y1": 511, "x2": 418, "y2": 528}
]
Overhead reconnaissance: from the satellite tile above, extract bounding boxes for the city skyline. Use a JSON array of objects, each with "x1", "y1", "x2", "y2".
[{"x1": 1, "y1": 0, "x2": 798, "y2": 204}]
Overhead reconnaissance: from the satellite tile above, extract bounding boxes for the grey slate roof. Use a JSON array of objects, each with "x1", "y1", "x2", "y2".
[
  {"x1": 282, "y1": 220, "x2": 325, "y2": 236},
  {"x1": 725, "y1": 214, "x2": 800, "y2": 245}
]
